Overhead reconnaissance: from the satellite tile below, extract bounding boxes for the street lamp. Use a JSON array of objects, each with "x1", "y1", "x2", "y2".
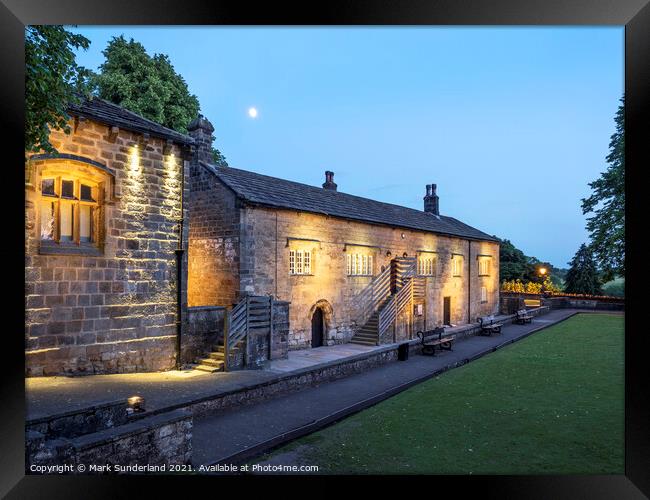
[{"x1": 538, "y1": 267, "x2": 547, "y2": 296}]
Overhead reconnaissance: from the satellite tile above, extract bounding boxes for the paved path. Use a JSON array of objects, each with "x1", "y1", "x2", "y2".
[
  {"x1": 191, "y1": 308, "x2": 585, "y2": 466},
  {"x1": 26, "y1": 338, "x2": 384, "y2": 420}
]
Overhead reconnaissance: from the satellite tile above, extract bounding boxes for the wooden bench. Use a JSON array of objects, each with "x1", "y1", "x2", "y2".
[
  {"x1": 516, "y1": 308, "x2": 533, "y2": 324},
  {"x1": 417, "y1": 327, "x2": 456, "y2": 356},
  {"x1": 478, "y1": 315, "x2": 503, "y2": 336}
]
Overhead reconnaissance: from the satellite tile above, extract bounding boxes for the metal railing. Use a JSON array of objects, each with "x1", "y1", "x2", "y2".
[
  {"x1": 378, "y1": 259, "x2": 418, "y2": 341},
  {"x1": 354, "y1": 264, "x2": 392, "y2": 329}
]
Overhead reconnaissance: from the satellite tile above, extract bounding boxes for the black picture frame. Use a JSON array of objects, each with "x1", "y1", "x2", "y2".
[{"x1": 2, "y1": 0, "x2": 648, "y2": 496}]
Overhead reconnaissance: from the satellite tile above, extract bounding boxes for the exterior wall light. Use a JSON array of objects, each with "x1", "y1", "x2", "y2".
[{"x1": 127, "y1": 395, "x2": 145, "y2": 413}]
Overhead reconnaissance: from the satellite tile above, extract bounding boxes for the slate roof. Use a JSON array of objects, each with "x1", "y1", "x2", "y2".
[
  {"x1": 201, "y1": 162, "x2": 498, "y2": 242},
  {"x1": 68, "y1": 96, "x2": 194, "y2": 146}
]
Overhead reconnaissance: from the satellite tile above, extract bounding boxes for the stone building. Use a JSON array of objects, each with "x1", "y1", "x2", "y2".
[
  {"x1": 25, "y1": 100, "x2": 499, "y2": 377},
  {"x1": 187, "y1": 117, "x2": 500, "y2": 353},
  {"x1": 25, "y1": 98, "x2": 192, "y2": 376}
]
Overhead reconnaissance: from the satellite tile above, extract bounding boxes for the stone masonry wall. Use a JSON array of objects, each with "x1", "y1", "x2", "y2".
[
  {"x1": 184, "y1": 306, "x2": 225, "y2": 364},
  {"x1": 25, "y1": 118, "x2": 188, "y2": 376},
  {"x1": 238, "y1": 206, "x2": 500, "y2": 350},
  {"x1": 187, "y1": 163, "x2": 240, "y2": 307}
]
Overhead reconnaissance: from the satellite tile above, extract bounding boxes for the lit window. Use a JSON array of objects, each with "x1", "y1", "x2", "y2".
[
  {"x1": 452, "y1": 256, "x2": 463, "y2": 277},
  {"x1": 478, "y1": 259, "x2": 490, "y2": 276},
  {"x1": 481, "y1": 286, "x2": 488, "y2": 302},
  {"x1": 38, "y1": 176, "x2": 100, "y2": 247},
  {"x1": 417, "y1": 255, "x2": 435, "y2": 276},
  {"x1": 347, "y1": 252, "x2": 373, "y2": 276},
  {"x1": 289, "y1": 249, "x2": 312, "y2": 275}
]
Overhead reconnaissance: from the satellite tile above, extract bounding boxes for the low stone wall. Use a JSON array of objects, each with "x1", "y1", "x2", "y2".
[
  {"x1": 26, "y1": 401, "x2": 192, "y2": 472},
  {"x1": 546, "y1": 297, "x2": 624, "y2": 311},
  {"x1": 26, "y1": 399, "x2": 129, "y2": 441},
  {"x1": 184, "y1": 306, "x2": 225, "y2": 364},
  {"x1": 190, "y1": 347, "x2": 398, "y2": 417}
]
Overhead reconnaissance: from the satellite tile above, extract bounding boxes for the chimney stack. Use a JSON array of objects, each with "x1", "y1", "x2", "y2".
[
  {"x1": 322, "y1": 170, "x2": 337, "y2": 191},
  {"x1": 424, "y1": 183, "x2": 439, "y2": 215},
  {"x1": 187, "y1": 114, "x2": 215, "y2": 164}
]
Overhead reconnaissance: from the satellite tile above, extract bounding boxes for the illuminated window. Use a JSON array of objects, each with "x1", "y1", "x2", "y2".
[
  {"x1": 38, "y1": 176, "x2": 100, "y2": 247},
  {"x1": 417, "y1": 254, "x2": 435, "y2": 276},
  {"x1": 452, "y1": 256, "x2": 463, "y2": 277},
  {"x1": 289, "y1": 249, "x2": 312, "y2": 275},
  {"x1": 478, "y1": 259, "x2": 490, "y2": 276},
  {"x1": 346, "y1": 252, "x2": 374, "y2": 276},
  {"x1": 481, "y1": 286, "x2": 488, "y2": 302}
]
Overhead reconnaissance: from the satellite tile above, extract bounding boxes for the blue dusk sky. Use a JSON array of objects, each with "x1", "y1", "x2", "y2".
[{"x1": 70, "y1": 26, "x2": 623, "y2": 268}]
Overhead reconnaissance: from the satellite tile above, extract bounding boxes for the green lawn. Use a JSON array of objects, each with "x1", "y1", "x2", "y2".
[{"x1": 256, "y1": 313, "x2": 624, "y2": 474}]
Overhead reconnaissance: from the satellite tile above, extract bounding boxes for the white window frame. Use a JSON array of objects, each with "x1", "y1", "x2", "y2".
[
  {"x1": 346, "y1": 252, "x2": 374, "y2": 276},
  {"x1": 417, "y1": 254, "x2": 435, "y2": 276},
  {"x1": 452, "y1": 256, "x2": 463, "y2": 277},
  {"x1": 478, "y1": 259, "x2": 490, "y2": 276},
  {"x1": 481, "y1": 286, "x2": 488, "y2": 303},
  {"x1": 289, "y1": 249, "x2": 312, "y2": 275}
]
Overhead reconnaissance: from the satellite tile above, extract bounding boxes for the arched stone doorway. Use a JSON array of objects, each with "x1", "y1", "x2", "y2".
[{"x1": 308, "y1": 300, "x2": 334, "y2": 348}]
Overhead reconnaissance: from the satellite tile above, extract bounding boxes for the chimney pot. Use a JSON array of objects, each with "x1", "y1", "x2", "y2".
[
  {"x1": 322, "y1": 170, "x2": 337, "y2": 191},
  {"x1": 424, "y1": 182, "x2": 439, "y2": 216}
]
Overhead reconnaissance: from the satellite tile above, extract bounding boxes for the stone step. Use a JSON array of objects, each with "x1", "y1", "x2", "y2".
[
  {"x1": 194, "y1": 363, "x2": 224, "y2": 373},
  {"x1": 356, "y1": 330, "x2": 378, "y2": 337},
  {"x1": 349, "y1": 339, "x2": 377, "y2": 346},
  {"x1": 208, "y1": 352, "x2": 225, "y2": 360},
  {"x1": 198, "y1": 358, "x2": 225, "y2": 368},
  {"x1": 354, "y1": 332, "x2": 378, "y2": 339}
]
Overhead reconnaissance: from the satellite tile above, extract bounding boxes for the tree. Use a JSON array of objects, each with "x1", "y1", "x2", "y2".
[
  {"x1": 497, "y1": 238, "x2": 534, "y2": 282},
  {"x1": 93, "y1": 36, "x2": 228, "y2": 165},
  {"x1": 211, "y1": 147, "x2": 228, "y2": 167},
  {"x1": 25, "y1": 26, "x2": 93, "y2": 154},
  {"x1": 564, "y1": 244, "x2": 603, "y2": 295},
  {"x1": 581, "y1": 96, "x2": 625, "y2": 281},
  {"x1": 93, "y1": 36, "x2": 198, "y2": 133}
]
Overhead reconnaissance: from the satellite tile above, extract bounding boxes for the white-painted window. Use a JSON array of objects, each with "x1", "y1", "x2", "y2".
[
  {"x1": 452, "y1": 256, "x2": 463, "y2": 277},
  {"x1": 347, "y1": 252, "x2": 373, "y2": 276},
  {"x1": 289, "y1": 249, "x2": 312, "y2": 275},
  {"x1": 481, "y1": 286, "x2": 488, "y2": 302},
  {"x1": 417, "y1": 255, "x2": 435, "y2": 276},
  {"x1": 478, "y1": 259, "x2": 490, "y2": 276},
  {"x1": 39, "y1": 176, "x2": 99, "y2": 246}
]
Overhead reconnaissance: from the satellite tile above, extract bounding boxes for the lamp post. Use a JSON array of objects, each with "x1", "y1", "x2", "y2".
[{"x1": 538, "y1": 267, "x2": 547, "y2": 297}]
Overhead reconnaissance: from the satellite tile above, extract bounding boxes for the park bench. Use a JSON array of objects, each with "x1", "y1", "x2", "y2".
[
  {"x1": 417, "y1": 327, "x2": 456, "y2": 356},
  {"x1": 515, "y1": 308, "x2": 533, "y2": 324},
  {"x1": 478, "y1": 315, "x2": 503, "y2": 336}
]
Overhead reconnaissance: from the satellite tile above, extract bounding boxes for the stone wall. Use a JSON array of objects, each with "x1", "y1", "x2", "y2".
[
  {"x1": 184, "y1": 306, "x2": 226, "y2": 364},
  {"x1": 27, "y1": 406, "x2": 192, "y2": 471},
  {"x1": 237, "y1": 206, "x2": 500, "y2": 350},
  {"x1": 25, "y1": 118, "x2": 189, "y2": 376},
  {"x1": 187, "y1": 162, "x2": 240, "y2": 307}
]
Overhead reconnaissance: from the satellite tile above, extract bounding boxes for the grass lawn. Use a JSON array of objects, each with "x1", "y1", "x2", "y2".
[{"x1": 255, "y1": 313, "x2": 624, "y2": 474}]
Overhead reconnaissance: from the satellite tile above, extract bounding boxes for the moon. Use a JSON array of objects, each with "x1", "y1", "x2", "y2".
[{"x1": 248, "y1": 107, "x2": 258, "y2": 118}]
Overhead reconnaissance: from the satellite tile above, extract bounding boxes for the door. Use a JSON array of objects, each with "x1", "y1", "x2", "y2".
[
  {"x1": 311, "y1": 308, "x2": 324, "y2": 348},
  {"x1": 443, "y1": 296, "x2": 451, "y2": 326}
]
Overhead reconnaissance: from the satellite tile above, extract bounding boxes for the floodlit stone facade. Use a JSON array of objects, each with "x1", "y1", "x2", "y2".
[
  {"x1": 25, "y1": 105, "x2": 190, "y2": 376},
  {"x1": 186, "y1": 117, "x2": 500, "y2": 352},
  {"x1": 24, "y1": 102, "x2": 499, "y2": 377}
]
